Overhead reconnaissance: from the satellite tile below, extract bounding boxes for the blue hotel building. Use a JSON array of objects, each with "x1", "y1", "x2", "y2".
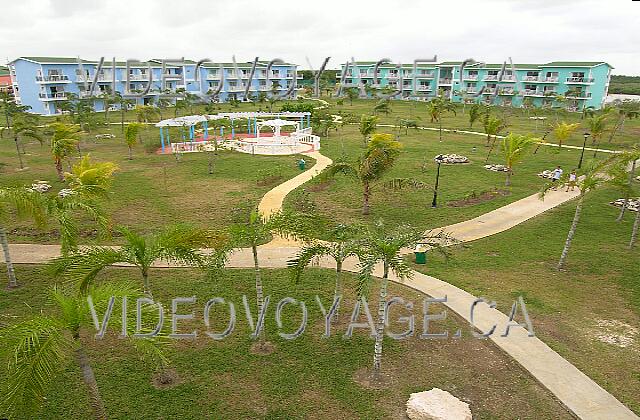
[
  {"x1": 339, "y1": 60, "x2": 613, "y2": 110},
  {"x1": 7, "y1": 57, "x2": 302, "y2": 115}
]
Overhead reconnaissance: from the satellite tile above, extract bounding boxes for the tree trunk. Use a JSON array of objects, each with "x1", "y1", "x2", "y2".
[
  {"x1": 55, "y1": 158, "x2": 64, "y2": 181},
  {"x1": 630, "y1": 205, "x2": 640, "y2": 248},
  {"x1": 617, "y1": 160, "x2": 636, "y2": 222},
  {"x1": 438, "y1": 120, "x2": 443, "y2": 142},
  {"x1": 128, "y1": 145, "x2": 133, "y2": 160},
  {"x1": 75, "y1": 344, "x2": 108, "y2": 420},
  {"x1": 373, "y1": 264, "x2": 389, "y2": 374},
  {"x1": 608, "y1": 117, "x2": 624, "y2": 143},
  {"x1": 141, "y1": 269, "x2": 152, "y2": 298},
  {"x1": 362, "y1": 181, "x2": 371, "y2": 215},
  {"x1": 1, "y1": 227, "x2": 17, "y2": 288},
  {"x1": 485, "y1": 134, "x2": 491, "y2": 146},
  {"x1": 121, "y1": 109, "x2": 125, "y2": 133},
  {"x1": 14, "y1": 137, "x2": 24, "y2": 169},
  {"x1": 334, "y1": 260, "x2": 342, "y2": 320},
  {"x1": 485, "y1": 136, "x2": 498, "y2": 163},
  {"x1": 208, "y1": 152, "x2": 214, "y2": 174},
  {"x1": 505, "y1": 169, "x2": 512, "y2": 187},
  {"x1": 252, "y1": 244, "x2": 265, "y2": 341},
  {"x1": 558, "y1": 195, "x2": 584, "y2": 270}
]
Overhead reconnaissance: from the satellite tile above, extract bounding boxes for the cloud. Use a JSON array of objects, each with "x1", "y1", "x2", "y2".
[{"x1": 1, "y1": 0, "x2": 638, "y2": 74}]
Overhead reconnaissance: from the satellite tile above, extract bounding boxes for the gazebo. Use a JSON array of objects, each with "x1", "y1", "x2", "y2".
[{"x1": 256, "y1": 119, "x2": 300, "y2": 139}]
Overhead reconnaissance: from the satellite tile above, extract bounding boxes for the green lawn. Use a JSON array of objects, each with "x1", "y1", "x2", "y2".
[
  {"x1": 0, "y1": 266, "x2": 570, "y2": 419},
  {"x1": 412, "y1": 186, "x2": 640, "y2": 414}
]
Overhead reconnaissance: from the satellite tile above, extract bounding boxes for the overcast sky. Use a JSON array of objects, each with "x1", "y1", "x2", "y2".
[{"x1": 2, "y1": 0, "x2": 639, "y2": 74}]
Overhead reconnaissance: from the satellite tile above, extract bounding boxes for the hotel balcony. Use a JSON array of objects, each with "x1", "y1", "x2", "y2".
[
  {"x1": 523, "y1": 89, "x2": 545, "y2": 97},
  {"x1": 127, "y1": 74, "x2": 151, "y2": 81},
  {"x1": 39, "y1": 92, "x2": 67, "y2": 100},
  {"x1": 463, "y1": 75, "x2": 479, "y2": 81},
  {"x1": 76, "y1": 73, "x2": 116, "y2": 82},
  {"x1": 206, "y1": 73, "x2": 221, "y2": 80},
  {"x1": 566, "y1": 92, "x2": 592, "y2": 99},
  {"x1": 525, "y1": 76, "x2": 559, "y2": 83},
  {"x1": 484, "y1": 75, "x2": 499, "y2": 81},
  {"x1": 405, "y1": 72, "x2": 435, "y2": 79},
  {"x1": 438, "y1": 78, "x2": 452, "y2": 85},
  {"x1": 498, "y1": 88, "x2": 515, "y2": 95},
  {"x1": 465, "y1": 88, "x2": 477, "y2": 94},
  {"x1": 566, "y1": 77, "x2": 594, "y2": 84},
  {"x1": 162, "y1": 72, "x2": 183, "y2": 79},
  {"x1": 482, "y1": 88, "x2": 496, "y2": 94},
  {"x1": 36, "y1": 75, "x2": 70, "y2": 83},
  {"x1": 416, "y1": 85, "x2": 432, "y2": 92},
  {"x1": 227, "y1": 85, "x2": 245, "y2": 92}
]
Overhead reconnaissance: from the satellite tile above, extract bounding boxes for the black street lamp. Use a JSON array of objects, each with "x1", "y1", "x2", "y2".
[
  {"x1": 578, "y1": 132, "x2": 589, "y2": 169},
  {"x1": 431, "y1": 160, "x2": 442, "y2": 208}
]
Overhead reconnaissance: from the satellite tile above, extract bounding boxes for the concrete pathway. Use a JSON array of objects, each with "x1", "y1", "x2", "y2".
[{"x1": 5, "y1": 143, "x2": 638, "y2": 419}]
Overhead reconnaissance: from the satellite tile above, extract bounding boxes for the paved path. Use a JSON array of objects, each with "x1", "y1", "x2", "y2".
[{"x1": 5, "y1": 137, "x2": 637, "y2": 419}]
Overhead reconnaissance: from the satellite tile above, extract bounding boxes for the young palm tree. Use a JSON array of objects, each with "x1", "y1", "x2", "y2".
[
  {"x1": 135, "y1": 105, "x2": 161, "y2": 123},
  {"x1": 49, "y1": 123, "x2": 80, "y2": 181},
  {"x1": 322, "y1": 134, "x2": 404, "y2": 215},
  {"x1": 114, "y1": 92, "x2": 135, "y2": 133},
  {"x1": 0, "y1": 187, "x2": 47, "y2": 288},
  {"x1": 551, "y1": 121, "x2": 580, "y2": 149},
  {"x1": 344, "y1": 87, "x2": 359, "y2": 106},
  {"x1": 468, "y1": 103, "x2": 487, "y2": 129},
  {"x1": 63, "y1": 154, "x2": 119, "y2": 198},
  {"x1": 608, "y1": 148, "x2": 640, "y2": 222},
  {"x1": 483, "y1": 116, "x2": 508, "y2": 163},
  {"x1": 586, "y1": 114, "x2": 608, "y2": 155},
  {"x1": 124, "y1": 122, "x2": 144, "y2": 159},
  {"x1": 357, "y1": 221, "x2": 455, "y2": 377},
  {"x1": 1, "y1": 283, "x2": 166, "y2": 419},
  {"x1": 359, "y1": 115, "x2": 379, "y2": 146},
  {"x1": 6, "y1": 113, "x2": 43, "y2": 169},
  {"x1": 540, "y1": 158, "x2": 614, "y2": 270},
  {"x1": 229, "y1": 210, "x2": 311, "y2": 348},
  {"x1": 49, "y1": 224, "x2": 219, "y2": 297},
  {"x1": 607, "y1": 100, "x2": 640, "y2": 143},
  {"x1": 501, "y1": 133, "x2": 537, "y2": 187},
  {"x1": 288, "y1": 223, "x2": 361, "y2": 317},
  {"x1": 373, "y1": 99, "x2": 391, "y2": 115},
  {"x1": 426, "y1": 96, "x2": 456, "y2": 142}
]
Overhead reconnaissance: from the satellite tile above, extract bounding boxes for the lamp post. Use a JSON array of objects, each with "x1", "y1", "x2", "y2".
[
  {"x1": 431, "y1": 159, "x2": 442, "y2": 208},
  {"x1": 578, "y1": 132, "x2": 589, "y2": 169}
]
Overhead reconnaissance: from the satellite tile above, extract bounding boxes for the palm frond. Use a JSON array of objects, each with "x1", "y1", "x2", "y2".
[
  {"x1": 47, "y1": 247, "x2": 126, "y2": 292},
  {"x1": 287, "y1": 242, "x2": 331, "y2": 283}
]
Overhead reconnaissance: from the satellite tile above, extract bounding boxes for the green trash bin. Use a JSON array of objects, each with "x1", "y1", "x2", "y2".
[
  {"x1": 298, "y1": 159, "x2": 306, "y2": 170},
  {"x1": 414, "y1": 244, "x2": 427, "y2": 265}
]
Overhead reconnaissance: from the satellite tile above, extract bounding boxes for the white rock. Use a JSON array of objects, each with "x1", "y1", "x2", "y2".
[
  {"x1": 484, "y1": 164, "x2": 509, "y2": 172},
  {"x1": 434, "y1": 154, "x2": 469, "y2": 164},
  {"x1": 406, "y1": 388, "x2": 472, "y2": 420}
]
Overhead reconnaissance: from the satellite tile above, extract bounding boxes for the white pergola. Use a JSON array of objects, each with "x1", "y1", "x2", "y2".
[{"x1": 256, "y1": 118, "x2": 300, "y2": 139}]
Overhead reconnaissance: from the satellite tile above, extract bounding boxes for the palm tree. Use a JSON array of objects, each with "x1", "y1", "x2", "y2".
[
  {"x1": 0, "y1": 187, "x2": 47, "y2": 288},
  {"x1": 426, "y1": 96, "x2": 456, "y2": 142},
  {"x1": 344, "y1": 87, "x2": 359, "y2": 106},
  {"x1": 124, "y1": 122, "x2": 144, "y2": 159},
  {"x1": 483, "y1": 116, "x2": 508, "y2": 163},
  {"x1": 552, "y1": 121, "x2": 580, "y2": 149},
  {"x1": 501, "y1": 133, "x2": 536, "y2": 187},
  {"x1": 135, "y1": 105, "x2": 161, "y2": 123},
  {"x1": 1, "y1": 283, "x2": 166, "y2": 419},
  {"x1": 322, "y1": 134, "x2": 403, "y2": 215},
  {"x1": 288, "y1": 223, "x2": 361, "y2": 318},
  {"x1": 6, "y1": 113, "x2": 43, "y2": 169},
  {"x1": 359, "y1": 115, "x2": 379, "y2": 146},
  {"x1": 98, "y1": 91, "x2": 117, "y2": 123},
  {"x1": 63, "y1": 154, "x2": 119, "y2": 198},
  {"x1": 608, "y1": 148, "x2": 640, "y2": 222},
  {"x1": 586, "y1": 114, "x2": 608, "y2": 156},
  {"x1": 357, "y1": 221, "x2": 455, "y2": 377},
  {"x1": 540, "y1": 158, "x2": 615, "y2": 270},
  {"x1": 49, "y1": 123, "x2": 80, "y2": 181},
  {"x1": 468, "y1": 103, "x2": 487, "y2": 129},
  {"x1": 607, "y1": 100, "x2": 640, "y2": 143},
  {"x1": 229, "y1": 210, "x2": 311, "y2": 349},
  {"x1": 581, "y1": 106, "x2": 596, "y2": 120},
  {"x1": 114, "y1": 92, "x2": 135, "y2": 133},
  {"x1": 373, "y1": 99, "x2": 391, "y2": 115}
]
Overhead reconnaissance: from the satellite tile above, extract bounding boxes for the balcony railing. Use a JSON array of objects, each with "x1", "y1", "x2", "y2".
[
  {"x1": 483, "y1": 88, "x2": 496, "y2": 94},
  {"x1": 39, "y1": 92, "x2": 67, "y2": 100},
  {"x1": 484, "y1": 75, "x2": 499, "y2": 81},
  {"x1": 523, "y1": 89, "x2": 544, "y2": 96},
  {"x1": 162, "y1": 72, "x2": 182, "y2": 79},
  {"x1": 464, "y1": 75, "x2": 478, "y2": 81},
  {"x1": 566, "y1": 92, "x2": 592, "y2": 99},
  {"x1": 523, "y1": 75, "x2": 541, "y2": 81},
  {"x1": 438, "y1": 78, "x2": 452, "y2": 84},
  {"x1": 499, "y1": 88, "x2": 515, "y2": 95},
  {"x1": 417, "y1": 85, "x2": 432, "y2": 92},
  {"x1": 206, "y1": 73, "x2": 221, "y2": 80},
  {"x1": 522, "y1": 76, "x2": 558, "y2": 83},
  {"x1": 36, "y1": 75, "x2": 69, "y2": 82},
  {"x1": 466, "y1": 88, "x2": 477, "y2": 94},
  {"x1": 76, "y1": 73, "x2": 115, "y2": 82},
  {"x1": 566, "y1": 77, "x2": 594, "y2": 84},
  {"x1": 128, "y1": 74, "x2": 151, "y2": 81}
]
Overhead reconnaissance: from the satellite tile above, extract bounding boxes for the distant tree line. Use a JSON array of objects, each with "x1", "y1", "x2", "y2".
[{"x1": 609, "y1": 75, "x2": 640, "y2": 95}]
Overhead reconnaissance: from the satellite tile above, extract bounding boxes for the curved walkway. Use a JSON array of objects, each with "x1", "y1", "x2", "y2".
[{"x1": 5, "y1": 134, "x2": 637, "y2": 419}]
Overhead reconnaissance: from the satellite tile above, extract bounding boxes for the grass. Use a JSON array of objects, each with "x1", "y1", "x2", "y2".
[
  {"x1": 411, "y1": 186, "x2": 640, "y2": 414},
  {"x1": 0, "y1": 265, "x2": 571, "y2": 419}
]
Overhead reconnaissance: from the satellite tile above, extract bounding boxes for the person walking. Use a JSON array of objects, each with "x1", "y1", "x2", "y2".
[
  {"x1": 551, "y1": 165, "x2": 563, "y2": 189},
  {"x1": 566, "y1": 169, "x2": 577, "y2": 192}
]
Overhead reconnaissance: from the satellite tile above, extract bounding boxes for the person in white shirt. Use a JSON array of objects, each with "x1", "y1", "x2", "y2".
[
  {"x1": 551, "y1": 166, "x2": 563, "y2": 189},
  {"x1": 566, "y1": 169, "x2": 577, "y2": 192}
]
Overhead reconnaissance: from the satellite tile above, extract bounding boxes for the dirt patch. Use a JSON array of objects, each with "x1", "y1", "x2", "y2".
[
  {"x1": 256, "y1": 175, "x2": 284, "y2": 187},
  {"x1": 152, "y1": 368, "x2": 182, "y2": 389},
  {"x1": 592, "y1": 319, "x2": 638, "y2": 348},
  {"x1": 352, "y1": 366, "x2": 397, "y2": 390},
  {"x1": 307, "y1": 180, "x2": 334, "y2": 192},
  {"x1": 250, "y1": 340, "x2": 276, "y2": 355},
  {"x1": 447, "y1": 189, "x2": 510, "y2": 207}
]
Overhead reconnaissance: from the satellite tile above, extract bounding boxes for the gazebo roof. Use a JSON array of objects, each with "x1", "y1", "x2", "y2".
[
  {"x1": 155, "y1": 115, "x2": 208, "y2": 127},
  {"x1": 256, "y1": 118, "x2": 300, "y2": 128}
]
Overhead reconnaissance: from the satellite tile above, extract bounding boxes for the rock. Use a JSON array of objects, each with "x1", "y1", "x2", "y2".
[
  {"x1": 610, "y1": 197, "x2": 640, "y2": 212},
  {"x1": 406, "y1": 388, "x2": 472, "y2": 420},
  {"x1": 30, "y1": 181, "x2": 52, "y2": 193},
  {"x1": 434, "y1": 154, "x2": 469, "y2": 164},
  {"x1": 537, "y1": 169, "x2": 554, "y2": 179},
  {"x1": 484, "y1": 164, "x2": 509, "y2": 172}
]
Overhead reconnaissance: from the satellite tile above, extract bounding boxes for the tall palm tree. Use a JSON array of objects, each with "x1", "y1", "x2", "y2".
[
  {"x1": 49, "y1": 123, "x2": 80, "y2": 181},
  {"x1": 607, "y1": 100, "x2": 640, "y2": 143},
  {"x1": 540, "y1": 158, "x2": 615, "y2": 270},
  {"x1": 357, "y1": 221, "x2": 455, "y2": 377},
  {"x1": 586, "y1": 114, "x2": 608, "y2": 156},
  {"x1": 552, "y1": 121, "x2": 580, "y2": 149},
  {"x1": 229, "y1": 210, "x2": 311, "y2": 348},
  {"x1": 6, "y1": 113, "x2": 43, "y2": 169},
  {"x1": 608, "y1": 147, "x2": 640, "y2": 222},
  {"x1": 1, "y1": 283, "x2": 166, "y2": 419},
  {"x1": 501, "y1": 133, "x2": 536, "y2": 187},
  {"x1": 322, "y1": 134, "x2": 403, "y2": 215},
  {"x1": 0, "y1": 187, "x2": 47, "y2": 288},
  {"x1": 49, "y1": 224, "x2": 219, "y2": 297},
  {"x1": 288, "y1": 223, "x2": 361, "y2": 318},
  {"x1": 426, "y1": 96, "x2": 456, "y2": 142},
  {"x1": 124, "y1": 122, "x2": 144, "y2": 159},
  {"x1": 359, "y1": 115, "x2": 379, "y2": 146},
  {"x1": 114, "y1": 92, "x2": 135, "y2": 133},
  {"x1": 483, "y1": 115, "x2": 508, "y2": 163}
]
